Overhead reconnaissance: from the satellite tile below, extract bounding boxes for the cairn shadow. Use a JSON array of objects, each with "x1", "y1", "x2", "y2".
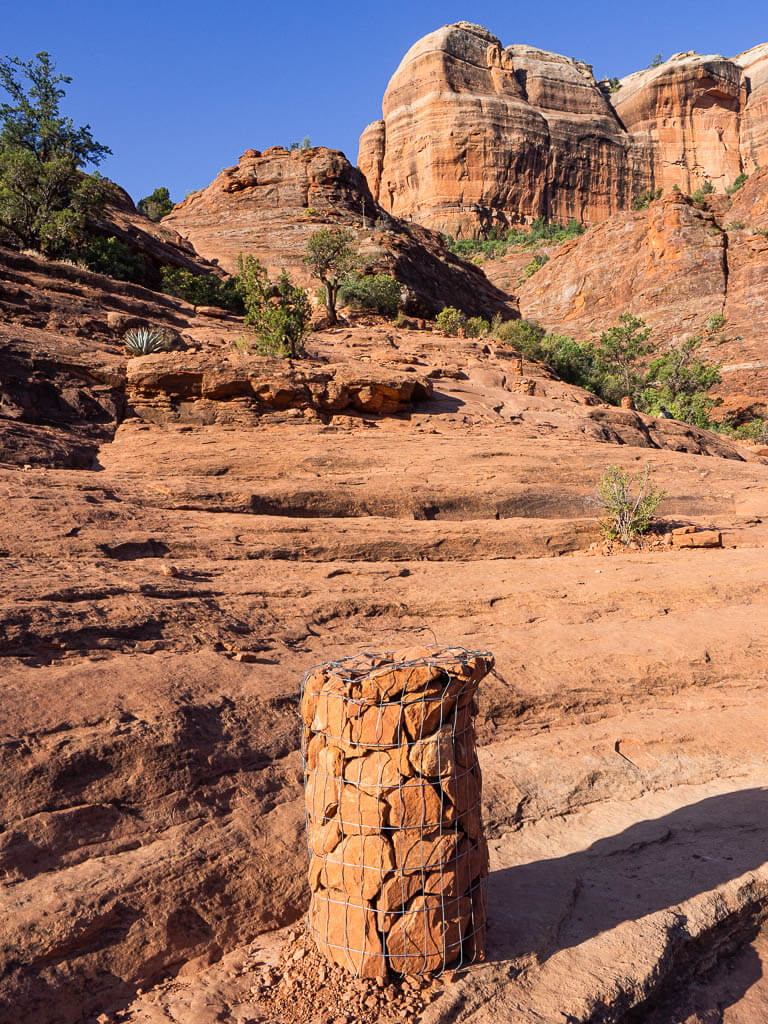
[{"x1": 486, "y1": 787, "x2": 768, "y2": 970}]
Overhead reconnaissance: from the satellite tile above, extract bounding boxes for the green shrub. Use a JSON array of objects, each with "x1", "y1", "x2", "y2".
[
  {"x1": 123, "y1": 326, "x2": 170, "y2": 355},
  {"x1": 436, "y1": 306, "x2": 466, "y2": 336},
  {"x1": 632, "y1": 188, "x2": 663, "y2": 210},
  {"x1": 80, "y1": 235, "x2": 146, "y2": 283},
  {"x1": 304, "y1": 227, "x2": 359, "y2": 325},
  {"x1": 0, "y1": 52, "x2": 113, "y2": 256},
  {"x1": 137, "y1": 187, "x2": 173, "y2": 221},
  {"x1": 596, "y1": 464, "x2": 665, "y2": 545},
  {"x1": 464, "y1": 316, "x2": 490, "y2": 338},
  {"x1": 638, "y1": 333, "x2": 722, "y2": 427},
  {"x1": 338, "y1": 273, "x2": 401, "y2": 316},
  {"x1": 726, "y1": 173, "x2": 749, "y2": 195},
  {"x1": 729, "y1": 417, "x2": 768, "y2": 444},
  {"x1": 237, "y1": 254, "x2": 310, "y2": 358},
  {"x1": 648, "y1": 54, "x2": 664, "y2": 68},
  {"x1": 705, "y1": 313, "x2": 727, "y2": 333},
  {"x1": 520, "y1": 252, "x2": 549, "y2": 279},
  {"x1": 692, "y1": 180, "x2": 715, "y2": 203},
  {"x1": 442, "y1": 218, "x2": 584, "y2": 260},
  {"x1": 160, "y1": 266, "x2": 243, "y2": 313}
]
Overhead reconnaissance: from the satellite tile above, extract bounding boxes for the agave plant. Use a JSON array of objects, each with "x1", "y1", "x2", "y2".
[{"x1": 123, "y1": 326, "x2": 169, "y2": 356}]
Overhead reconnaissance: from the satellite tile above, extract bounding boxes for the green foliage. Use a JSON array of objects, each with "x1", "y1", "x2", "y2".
[
  {"x1": 593, "y1": 313, "x2": 653, "y2": 403},
  {"x1": 288, "y1": 137, "x2": 312, "y2": 152},
  {"x1": 607, "y1": 77, "x2": 621, "y2": 93},
  {"x1": 726, "y1": 172, "x2": 749, "y2": 195},
  {"x1": 648, "y1": 54, "x2": 664, "y2": 68},
  {"x1": 443, "y1": 218, "x2": 584, "y2": 260},
  {"x1": 137, "y1": 186, "x2": 173, "y2": 221},
  {"x1": 692, "y1": 180, "x2": 715, "y2": 203},
  {"x1": 237, "y1": 254, "x2": 310, "y2": 358},
  {"x1": 672, "y1": 184, "x2": 681, "y2": 193},
  {"x1": 0, "y1": 52, "x2": 112, "y2": 256},
  {"x1": 465, "y1": 316, "x2": 490, "y2": 338},
  {"x1": 726, "y1": 417, "x2": 768, "y2": 444},
  {"x1": 596, "y1": 464, "x2": 666, "y2": 545},
  {"x1": 436, "y1": 306, "x2": 466, "y2": 336},
  {"x1": 123, "y1": 326, "x2": 170, "y2": 355},
  {"x1": 493, "y1": 311, "x2": 724, "y2": 431},
  {"x1": 80, "y1": 235, "x2": 147, "y2": 283},
  {"x1": 304, "y1": 228, "x2": 359, "y2": 325},
  {"x1": 705, "y1": 313, "x2": 727, "y2": 333},
  {"x1": 520, "y1": 252, "x2": 549, "y2": 279},
  {"x1": 338, "y1": 273, "x2": 401, "y2": 317},
  {"x1": 631, "y1": 188, "x2": 663, "y2": 210},
  {"x1": 160, "y1": 266, "x2": 244, "y2": 313},
  {"x1": 0, "y1": 52, "x2": 110, "y2": 166},
  {"x1": 639, "y1": 334, "x2": 722, "y2": 427}
]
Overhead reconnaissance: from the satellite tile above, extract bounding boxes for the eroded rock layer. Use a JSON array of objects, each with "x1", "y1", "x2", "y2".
[
  {"x1": 359, "y1": 22, "x2": 768, "y2": 236},
  {"x1": 162, "y1": 146, "x2": 516, "y2": 319}
]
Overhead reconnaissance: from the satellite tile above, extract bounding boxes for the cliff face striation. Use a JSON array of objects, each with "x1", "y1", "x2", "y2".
[{"x1": 359, "y1": 22, "x2": 768, "y2": 237}]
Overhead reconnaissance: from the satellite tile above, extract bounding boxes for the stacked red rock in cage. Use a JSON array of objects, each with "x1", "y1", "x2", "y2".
[{"x1": 301, "y1": 644, "x2": 493, "y2": 978}]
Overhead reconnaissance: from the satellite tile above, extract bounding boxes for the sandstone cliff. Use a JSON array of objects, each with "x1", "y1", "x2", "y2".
[
  {"x1": 509, "y1": 171, "x2": 768, "y2": 417},
  {"x1": 162, "y1": 145, "x2": 516, "y2": 319},
  {"x1": 359, "y1": 22, "x2": 768, "y2": 236}
]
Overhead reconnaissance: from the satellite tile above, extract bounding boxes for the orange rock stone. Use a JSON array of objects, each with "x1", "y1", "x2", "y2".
[
  {"x1": 384, "y1": 778, "x2": 447, "y2": 830},
  {"x1": 309, "y1": 890, "x2": 386, "y2": 978},
  {"x1": 385, "y1": 894, "x2": 471, "y2": 974},
  {"x1": 407, "y1": 725, "x2": 456, "y2": 779},
  {"x1": 343, "y1": 749, "x2": 400, "y2": 793},
  {"x1": 337, "y1": 783, "x2": 386, "y2": 835},
  {"x1": 323, "y1": 833, "x2": 396, "y2": 900}
]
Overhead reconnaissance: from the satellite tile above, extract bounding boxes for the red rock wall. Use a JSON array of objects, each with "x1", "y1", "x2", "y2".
[{"x1": 359, "y1": 23, "x2": 768, "y2": 237}]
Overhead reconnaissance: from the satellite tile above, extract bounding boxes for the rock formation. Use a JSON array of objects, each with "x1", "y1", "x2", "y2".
[
  {"x1": 302, "y1": 646, "x2": 491, "y2": 977},
  {"x1": 163, "y1": 145, "x2": 516, "y2": 319},
  {"x1": 512, "y1": 172, "x2": 768, "y2": 416},
  {"x1": 359, "y1": 22, "x2": 768, "y2": 235}
]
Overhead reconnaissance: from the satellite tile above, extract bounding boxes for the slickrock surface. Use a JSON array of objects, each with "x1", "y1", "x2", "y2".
[
  {"x1": 162, "y1": 146, "x2": 515, "y2": 319},
  {"x1": 509, "y1": 178, "x2": 768, "y2": 416},
  {"x1": 2, "y1": 254, "x2": 768, "y2": 1023},
  {"x1": 359, "y1": 22, "x2": 768, "y2": 235}
]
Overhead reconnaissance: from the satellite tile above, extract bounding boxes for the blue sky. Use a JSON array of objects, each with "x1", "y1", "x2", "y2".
[{"x1": 3, "y1": 0, "x2": 765, "y2": 204}]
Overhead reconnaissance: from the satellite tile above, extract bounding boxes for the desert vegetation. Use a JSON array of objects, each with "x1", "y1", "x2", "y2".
[{"x1": 442, "y1": 217, "x2": 585, "y2": 260}]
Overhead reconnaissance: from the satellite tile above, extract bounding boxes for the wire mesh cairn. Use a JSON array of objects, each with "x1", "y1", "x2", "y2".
[{"x1": 301, "y1": 644, "x2": 493, "y2": 978}]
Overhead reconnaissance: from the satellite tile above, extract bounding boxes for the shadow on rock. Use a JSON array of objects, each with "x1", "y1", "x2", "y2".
[{"x1": 486, "y1": 787, "x2": 768, "y2": 966}]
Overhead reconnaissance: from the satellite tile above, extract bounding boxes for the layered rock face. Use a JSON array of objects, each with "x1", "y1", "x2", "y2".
[
  {"x1": 514, "y1": 173, "x2": 768, "y2": 416},
  {"x1": 163, "y1": 145, "x2": 516, "y2": 319},
  {"x1": 359, "y1": 23, "x2": 649, "y2": 236},
  {"x1": 359, "y1": 23, "x2": 768, "y2": 236}
]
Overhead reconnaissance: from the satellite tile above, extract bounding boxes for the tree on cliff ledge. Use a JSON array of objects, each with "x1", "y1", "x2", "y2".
[
  {"x1": 304, "y1": 228, "x2": 359, "y2": 326},
  {"x1": 0, "y1": 51, "x2": 112, "y2": 254}
]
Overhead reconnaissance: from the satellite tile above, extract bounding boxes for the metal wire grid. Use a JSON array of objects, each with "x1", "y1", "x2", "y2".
[{"x1": 301, "y1": 645, "x2": 492, "y2": 977}]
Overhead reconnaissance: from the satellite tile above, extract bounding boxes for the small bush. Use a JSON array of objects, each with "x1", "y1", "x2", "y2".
[
  {"x1": 692, "y1": 180, "x2": 715, "y2": 203},
  {"x1": 465, "y1": 316, "x2": 490, "y2": 338},
  {"x1": 238, "y1": 255, "x2": 310, "y2": 358},
  {"x1": 79, "y1": 235, "x2": 147, "y2": 283},
  {"x1": 726, "y1": 173, "x2": 749, "y2": 195},
  {"x1": 632, "y1": 188, "x2": 663, "y2": 210},
  {"x1": 338, "y1": 273, "x2": 401, "y2": 316},
  {"x1": 442, "y1": 218, "x2": 584, "y2": 261},
  {"x1": 137, "y1": 187, "x2": 174, "y2": 221},
  {"x1": 705, "y1": 313, "x2": 727, "y2": 333},
  {"x1": 520, "y1": 252, "x2": 549, "y2": 280},
  {"x1": 160, "y1": 266, "x2": 243, "y2": 313},
  {"x1": 648, "y1": 54, "x2": 664, "y2": 68},
  {"x1": 123, "y1": 326, "x2": 170, "y2": 355},
  {"x1": 436, "y1": 306, "x2": 466, "y2": 336},
  {"x1": 595, "y1": 464, "x2": 665, "y2": 545}
]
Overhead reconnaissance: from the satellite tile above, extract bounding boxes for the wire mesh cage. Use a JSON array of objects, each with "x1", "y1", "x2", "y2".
[{"x1": 301, "y1": 643, "x2": 493, "y2": 978}]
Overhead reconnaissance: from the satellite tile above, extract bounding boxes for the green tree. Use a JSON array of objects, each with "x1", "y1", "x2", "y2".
[
  {"x1": 649, "y1": 54, "x2": 664, "y2": 68},
  {"x1": 594, "y1": 313, "x2": 653, "y2": 403},
  {"x1": 304, "y1": 228, "x2": 359, "y2": 326},
  {"x1": 137, "y1": 186, "x2": 173, "y2": 221},
  {"x1": 640, "y1": 334, "x2": 722, "y2": 427},
  {"x1": 237, "y1": 254, "x2": 310, "y2": 358},
  {"x1": 0, "y1": 52, "x2": 111, "y2": 255}
]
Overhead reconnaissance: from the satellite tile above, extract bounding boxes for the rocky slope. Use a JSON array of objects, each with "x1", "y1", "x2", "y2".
[
  {"x1": 162, "y1": 146, "x2": 516, "y2": 319},
  {"x1": 505, "y1": 172, "x2": 768, "y2": 417},
  {"x1": 1, "y1": 251, "x2": 768, "y2": 1023},
  {"x1": 359, "y1": 22, "x2": 768, "y2": 236}
]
